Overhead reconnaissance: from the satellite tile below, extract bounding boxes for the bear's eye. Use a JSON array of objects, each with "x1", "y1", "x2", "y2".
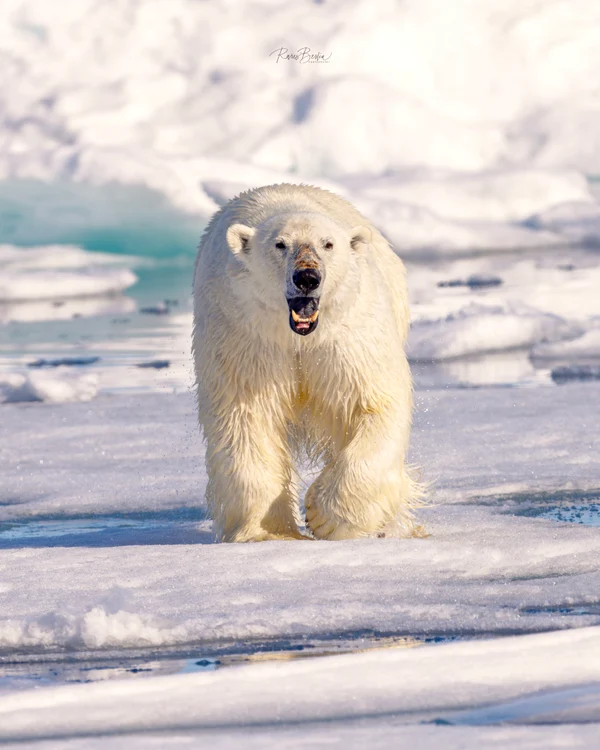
[
  {"x1": 275, "y1": 240, "x2": 287, "y2": 251},
  {"x1": 324, "y1": 240, "x2": 334, "y2": 250}
]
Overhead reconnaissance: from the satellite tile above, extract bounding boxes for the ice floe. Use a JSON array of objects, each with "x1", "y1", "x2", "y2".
[
  {"x1": 0, "y1": 369, "x2": 98, "y2": 403},
  {"x1": 407, "y1": 303, "x2": 579, "y2": 362}
]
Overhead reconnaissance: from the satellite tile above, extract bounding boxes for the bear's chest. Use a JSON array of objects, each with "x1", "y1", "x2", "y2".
[{"x1": 290, "y1": 344, "x2": 370, "y2": 418}]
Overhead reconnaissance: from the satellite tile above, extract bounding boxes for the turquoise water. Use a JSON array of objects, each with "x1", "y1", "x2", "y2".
[
  {"x1": 0, "y1": 180, "x2": 203, "y2": 259},
  {"x1": 0, "y1": 180, "x2": 593, "y2": 391},
  {"x1": 0, "y1": 181, "x2": 203, "y2": 385}
]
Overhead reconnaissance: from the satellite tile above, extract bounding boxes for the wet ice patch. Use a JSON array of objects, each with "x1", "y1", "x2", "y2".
[
  {"x1": 518, "y1": 502, "x2": 600, "y2": 527},
  {"x1": 0, "y1": 508, "x2": 209, "y2": 548},
  {"x1": 520, "y1": 604, "x2": 600, "y2": 617},
  {"x1": 495, "y1": 490, "x2": 600, "y2": 527},
  {"x1": 0, "y1": 631, "x2": 462, "y2": 693},
  {"x1": 437, "y1": 682, "x2": 600, "y2": 726}
]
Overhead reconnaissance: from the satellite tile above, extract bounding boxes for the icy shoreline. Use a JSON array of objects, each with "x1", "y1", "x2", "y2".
[{"x1": 1, "y1": 628, "x2": 600, "y2": 743}]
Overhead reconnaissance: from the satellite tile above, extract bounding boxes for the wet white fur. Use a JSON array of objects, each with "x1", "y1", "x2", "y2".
[{"x1": 193, "y1": 184, "x2": 423, "y2": 542}]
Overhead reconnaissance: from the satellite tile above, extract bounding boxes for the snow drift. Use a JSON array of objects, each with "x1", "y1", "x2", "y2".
[
  {"x1": 0, "y1": 369, "x2": 98, "y2": 403},
  {"x1": 0, "y1": 0, "x2": 599, "y2": 253}
]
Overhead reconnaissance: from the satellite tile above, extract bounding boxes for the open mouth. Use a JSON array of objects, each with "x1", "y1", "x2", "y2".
[{"x1": 287, "y1": 297, "x2": 320, "y2": 336}]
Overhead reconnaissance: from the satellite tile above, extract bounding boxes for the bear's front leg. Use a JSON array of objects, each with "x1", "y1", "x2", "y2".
[
  {"x1": 204, "y1": 405, "x2": 308, "y2": 543},
  {"x1": 304, "y1": 409, "x2": 422, "y2": 540}
]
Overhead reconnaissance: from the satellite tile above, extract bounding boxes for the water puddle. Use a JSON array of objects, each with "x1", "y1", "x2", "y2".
[
  {"x1": 431, "y1": 682, "x2": 600, "y2": 725},
  {"x1": 518, "y1": 503, "x2": 600, "y2": 526},
  {"x1": 485, "y1": 489, "x2": 600, "y2": 527},
  {"x1": 520, "y1": 604, "x2": 600, "y2": 616},
  {"x1": 0, "y1": 632, "x2": 470, "y2": 693},
  {"x1": 0, "y1": 508, "x2": 211, "y2": 548}
]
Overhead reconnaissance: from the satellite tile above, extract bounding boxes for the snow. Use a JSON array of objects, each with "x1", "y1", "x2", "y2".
[
  {"x1": 12, "y1": 629, "x2": 600, "y2": 737},
  {"x1": 4, "y1": 725, "x2": 600, "y2": 750},
  {"x1": 0, "y1": 361, "x2": 599, "y2": 746},
  {"x1": 0, "y1": 1, "x2": 599, "y2": 255},
  {"x1": 5, "y1": 0, "x2": 600, "y2": 179},
  {"x1": 344, "y1": 168, "x2": 594, "y2": 223},
  {"x1": 405, "y1": 246, "x2": 600, "y2": 369},
  {"x1": 0, "y1": 267, "x2": 136, "y2": 303},
  {"x1": 0, "y1": 294, "x2": 136, "y2": 325},
  {"x1": 0, "y1": 244, "x2": 137, "y2": 303},
  {"x1": 1, "y1": 385, "x2": 599, "y2": 648},
  {"x1": 1, "y1": 1, "x2": 600, "y2": 744},
  {"x1": 0, "y1": 626, "x2": 599, "y2": 742},
  {"x1": 0, "y1": 244, "x2": 137, "y2": 272},
  {"x1": 0, "y1": 369, "x2": 98, "y2": 403},
  {"x1": 527, "y1": 201, "x2": 600, "y2": 246},
  {"x1": 342, "y1": 191, "x2": 566, "y2": 258},
  {"x1": 532, "y1": 325, "x2": 600, "y2": 362},
  {"x1": 407, "y1": 303, "x2": 579, "y2": 362}
]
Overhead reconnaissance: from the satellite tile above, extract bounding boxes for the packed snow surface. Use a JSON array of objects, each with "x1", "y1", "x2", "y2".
[
  {"x1": 0, "y1": 385, "x2": 599, "y2": 744},
  {"x1": 1, "y1": 386, "x2": 599, "y2": 646}
]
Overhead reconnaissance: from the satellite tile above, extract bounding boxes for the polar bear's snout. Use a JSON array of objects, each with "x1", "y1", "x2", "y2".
[
  {"x1": 286, "y1": 243, "x2": 323, "y2": 335},
  {"x1": 292, "y1": 267, "x2": 321, "y2": 294}
]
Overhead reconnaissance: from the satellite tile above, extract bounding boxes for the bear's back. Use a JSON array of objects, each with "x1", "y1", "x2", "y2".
[{"x1": 226, "y1": 183, "x2": 367, "y2": 228}]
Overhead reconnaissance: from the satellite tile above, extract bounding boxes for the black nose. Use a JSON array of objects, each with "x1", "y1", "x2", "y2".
[{"x1": 293, "y1": 268, "x2": 321, "y2": 293}]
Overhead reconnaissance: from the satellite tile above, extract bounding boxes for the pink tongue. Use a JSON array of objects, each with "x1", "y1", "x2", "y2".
[{"x1": 296, "y1": 321, "x2": 310, "y2": 330}]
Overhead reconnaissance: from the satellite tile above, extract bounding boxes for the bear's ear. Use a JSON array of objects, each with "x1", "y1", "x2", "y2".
[
  {"x1": 350, "y1": 225, "x2": 372, "y2": 251},
  {"x1": 226, "y1": 224, "x2": 255, "y2": 255}
]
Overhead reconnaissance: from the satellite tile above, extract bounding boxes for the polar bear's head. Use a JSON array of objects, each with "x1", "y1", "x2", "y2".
[{"x1": 226, "y1": 212, "x2": 371, "y2": 336}]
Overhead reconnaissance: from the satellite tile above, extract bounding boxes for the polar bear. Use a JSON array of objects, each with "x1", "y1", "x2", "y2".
[{"x1": 193, "y1": 183, "x2": 423, "y2": 542}]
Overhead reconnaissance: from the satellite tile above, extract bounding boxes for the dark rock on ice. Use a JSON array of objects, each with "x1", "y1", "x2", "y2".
[
  {"x1": 140, "y1": 302, "x2": 169, "y2": 315},
  {"x1": 438, "y1": 275, "x2": 503, "y2": 289},
  {"x1": 136, "y1": 360, "x2": 170, "y2": 369},
  {"x1": 551, "y1": 364, "x2": 600, "y2": 384},
  {"x1": 28, "y1": 356, "x2": 101, "y2": 368}
]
